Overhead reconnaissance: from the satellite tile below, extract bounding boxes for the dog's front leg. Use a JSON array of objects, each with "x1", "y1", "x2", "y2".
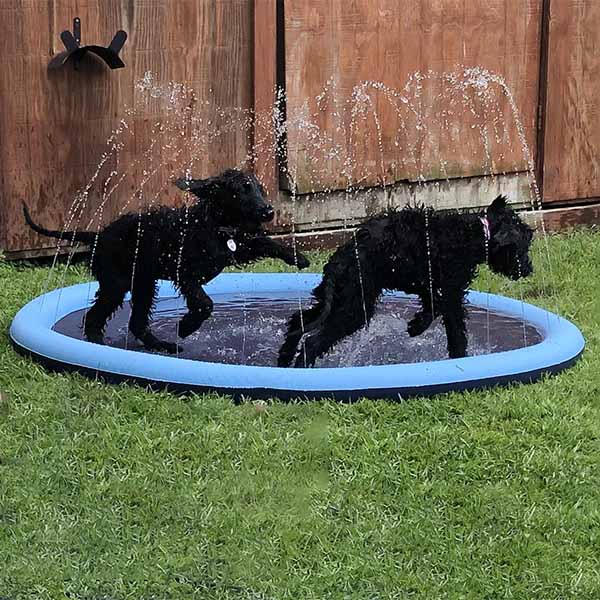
[
  {"x1": 129, "y1": 279, "x2": 181, "y2": 353},
  {"x1": 439, "y1": 290, "x2": 468, "y2": 358},
  {"x1": 407, "y1": 289, "x2": 437, "y2": 337},
  {"x1": 178, "y1": 281, "x2": 214, "y2": 339},
  {"x1": 238, "y1": 237, "x2": 310, "y2": 269},
  {"x1": 85, "y1": 283, "x2": 129, "y2": 346}
]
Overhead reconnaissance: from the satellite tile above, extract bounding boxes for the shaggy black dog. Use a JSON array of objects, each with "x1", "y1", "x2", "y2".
[
  {"x1": 24, "y1": 169, "x2": 310, "y2": 352},
  {"x1": 278, "y1": 195, "x2": 533, "y2": 367}
]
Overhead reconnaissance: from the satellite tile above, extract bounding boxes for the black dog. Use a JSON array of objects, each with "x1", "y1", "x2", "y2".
[
  {"x1": 24, "y1": 169, "x2": 310, "y2": 352},
  {"x1": 278, "y1": 195, "x2": 533, "y2": 367}
]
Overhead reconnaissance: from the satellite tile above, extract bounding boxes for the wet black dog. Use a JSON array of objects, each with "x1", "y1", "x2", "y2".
[
  {"x1": 24, "y1": 169, "x2": 310, "y2": 352},
  {"x1": 278, "y1": 195, "x2": 533, "y2": 367}
]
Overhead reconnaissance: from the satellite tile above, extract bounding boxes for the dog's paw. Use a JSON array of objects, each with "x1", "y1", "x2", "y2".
[
  {"x1": 407, "y1": 314, "x2": 431, "y2": 337},
  {"x1": 178, "y1": 320, "x2": 196, "y2": 339},
  {"x1": 293, "y1": 357, "x2": 313, "y2": 368},
  {"x1": 448, "y1": 348, "x2": 468, "y2": 359},
  {"x1": 153, "y1": 341, "x2": 182, "y2": 354},
  {"x1": 85, "y1": 332, "x2": 105, "y2": 345},
  {"x1": 295, "y1": 254, "x2": 311, "y2": 270},
  {"x1": 277, "y1": 353, "x2": 293, "y2": 368},
  {"x1": 178, "y1": 312, "x2": 207, "y2": 339},
  {"x1": 293, "y1": 350, "x2": 315, "y2": 368}
]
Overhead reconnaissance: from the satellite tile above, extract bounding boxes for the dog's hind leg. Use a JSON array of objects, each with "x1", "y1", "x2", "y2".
[
  {"x1": 294, "y1": 296, "x2": 377, "y2": 368},
  {"x1": 277, "y1": 304, "x2": 323, "y2": 367},
  {"x1": 84, "y1": 282, "x2": 128, "y2": 345},
  {"x1": 129, "y1": 279, "x2": 180, "y2": 353},
  {"x1": 293, "y1": 331, "x2": 334, "y2": 368},
  {"x1": 178, "y1": 282, "x2": 214, "y2": 339},
  {"x1": 278, "y1": 310, "x2": 304, "y2": 367}
]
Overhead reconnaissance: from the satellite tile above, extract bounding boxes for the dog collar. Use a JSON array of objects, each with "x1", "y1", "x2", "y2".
[
  {"x1": 218, "y1": 226, "x2": 239, "y2": 237},
  {"x1": 217, "y1": 226, "x2": 238, "y2": 252},
  {"x1": 480, "y1": 216, "x2": 491, "y2": 242}
]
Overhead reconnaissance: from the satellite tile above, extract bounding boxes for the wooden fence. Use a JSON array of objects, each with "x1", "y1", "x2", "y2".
[
  {"x1": 542, "y1": 0, "x2": 600, "y2": 203},
  {"x1": 0, "y1": 0, "x2": 254, "y2": 255},
  {"x1": 1, "y1": 0, "x2": 599, "y2": 255},
  {"x1": 283, "y1": 0, "x2": 541, "y2": 191}
]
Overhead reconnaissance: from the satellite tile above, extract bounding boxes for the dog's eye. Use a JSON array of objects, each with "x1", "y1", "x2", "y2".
[{"x1": 243, "y1": 181, "x2": 252, "y2": 191}]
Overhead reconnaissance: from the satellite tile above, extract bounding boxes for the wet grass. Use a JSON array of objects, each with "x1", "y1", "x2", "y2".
[{"x1": 0, "y1": 231, "x2": 599, "y2": 599}]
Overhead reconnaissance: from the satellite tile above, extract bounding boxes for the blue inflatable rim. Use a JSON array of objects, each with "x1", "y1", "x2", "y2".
[{"x1": 10, "y1": 273, "x2": 585, "y2": 401}]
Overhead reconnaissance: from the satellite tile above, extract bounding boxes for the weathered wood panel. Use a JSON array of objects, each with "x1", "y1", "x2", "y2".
[
  {"x1": 253, "y1": 0, "x2": 279, "y2": 197},
  {"x1": 275, "y1": 172, "x2": 533, "y2": 234},
  {"x1": 0, "y1": 0, "x2": 253, "y2": 253},
  {"x1": 523, "y1": 202, "x2": 600, "y2": 231},
  {"x1": 542, "y1": 0, "x2": 600, "y2": 203},
  {"x1": 283, "y1": 0, "x2": 542, "y2": 194}
]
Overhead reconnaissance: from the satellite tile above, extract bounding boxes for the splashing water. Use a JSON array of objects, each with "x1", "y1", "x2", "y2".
[
  {"x1": 53, "y1": 293, "x2": 542, "y2": 367},
  {"x1": 39, "y1": 66, "x2": 553, "y2": 364}
]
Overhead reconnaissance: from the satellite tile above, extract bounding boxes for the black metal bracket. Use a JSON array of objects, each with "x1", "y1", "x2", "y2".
[{"x1": 49, "y1": 18, "x2": 128, "y2": 71}]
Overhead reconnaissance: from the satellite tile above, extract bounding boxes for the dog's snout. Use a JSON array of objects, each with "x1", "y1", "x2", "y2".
[{"x1": 262, "y1": 205, "x2": 275, "y2": 221}]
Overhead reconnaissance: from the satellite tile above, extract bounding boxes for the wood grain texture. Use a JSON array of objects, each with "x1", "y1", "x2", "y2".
[
  {"x1": 283, "y1": 0, "x2": 542, "y2": 194},
  {"x1": 253, "y1": 0, "x2": 278, "y2": 196},
  {"x1": 522, "y1": 202, "x2": 600, "y2": 231},
  {"x1": 274, "y1": 172, "x2": 532, "y2": 234},
  {"x1": 543, "y1": 0, "x2": 600, "y2": 203},
  {"x1": 0, "y1": 0, "x2": 254, "y2": 253}
]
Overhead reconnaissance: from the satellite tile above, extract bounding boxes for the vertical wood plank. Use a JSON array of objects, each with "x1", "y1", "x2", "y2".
[
  {"x1": 543, "y1": 0, "x2": 600, "y2": 203},
  {"x1": 253, "y1": 0, "x2": 278, "y2": 196}
]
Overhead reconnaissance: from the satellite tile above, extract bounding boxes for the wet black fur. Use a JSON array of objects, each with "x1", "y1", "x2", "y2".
[
  {"x1": 24, "y1": 169, "x2": 310, "y2": 352},
  {"x1": 278, "y1": 195, "x2": 533, "y2": 368}
]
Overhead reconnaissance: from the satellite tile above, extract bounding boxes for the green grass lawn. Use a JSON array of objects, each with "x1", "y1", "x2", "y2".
[{"x1": 1, "y1": 232, "x2": 599, "y2": 599}]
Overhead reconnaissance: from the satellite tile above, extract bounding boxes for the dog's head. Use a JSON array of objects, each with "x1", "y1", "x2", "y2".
[
  {"x1": 174, "y1": 169, "x2": 274, "y2": 229},
  {"x1": 485, "y1": 195, "x2": 534, "y2": 280}
]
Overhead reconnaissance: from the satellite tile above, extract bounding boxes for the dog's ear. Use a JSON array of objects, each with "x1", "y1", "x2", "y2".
[
  {"x1": 174, "y1": 177, "x2": 219, "y2": 197},
  {"x1": 488, "y1": 194, "x2": 508, "y2": 214},
  {"x1": 355, "y1": 226, "x2": 371, "y2": 244},
  {"x1": 222, "y1": 168, "x2": 243, "y2": 178}
]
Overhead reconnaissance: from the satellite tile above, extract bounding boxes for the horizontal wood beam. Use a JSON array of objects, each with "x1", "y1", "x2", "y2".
[
  {"x1": 523, "y1": 202, "x2": 600, "y2": 232},
  {"x1": 5, "y1": 203, "x2": 600, "y2": 261},
  {"x1": 275, "y1": 203, "x2": 600, "y2": 251}
]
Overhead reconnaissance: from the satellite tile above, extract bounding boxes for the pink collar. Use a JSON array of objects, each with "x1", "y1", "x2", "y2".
[{"x1": 480, "y1": 216, "x2": 491, "y2": 242}]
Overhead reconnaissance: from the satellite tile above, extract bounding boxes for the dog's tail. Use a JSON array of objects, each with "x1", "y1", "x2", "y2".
[{"x1": 23, "y1": 202, "x2": 96, "y2": 245}]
